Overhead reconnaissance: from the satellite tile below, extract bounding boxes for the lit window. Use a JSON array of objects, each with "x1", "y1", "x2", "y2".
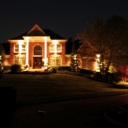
[
  {"x1": 50, "y1": 57, "x2": 61, "y2": 66},
  {"x1": 49, "y1": 44, "x2": 62, "y2": 53},
  {"x1": 57, "y1": 44, "x2": 62, "y2": 52},
  {"x1": 22, "y1": 45, "x2": 26, "y2": 52},
  {"x1": 14, "y1": 44, "x2": 19, "y2": 53},
  {"x1": 34, "y1": 45, "x2": 42, "y2": 55},
  {"x1": 14, "y1": 55, "x2": 26, "y2": 65},
  {"x1": 49, "y1": 44, "x2": 54, "y2": 52}
]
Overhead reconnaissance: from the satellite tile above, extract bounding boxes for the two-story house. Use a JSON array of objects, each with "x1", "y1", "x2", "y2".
[{"x1": 6, "y1": 24, "x2": 69, "y2": 70}]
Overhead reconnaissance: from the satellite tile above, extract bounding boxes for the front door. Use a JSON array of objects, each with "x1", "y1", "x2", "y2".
[{"x1": 33, "y1": 57, "x2": 42, "y2": 69}]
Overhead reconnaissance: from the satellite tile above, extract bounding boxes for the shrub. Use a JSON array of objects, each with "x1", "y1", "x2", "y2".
[
  {"x1": 111, "y1": 72, "x2": 121, "y2": 83},
  {"x1": 10, "y1": 64, "x2": 21, "y2": 73},
  {"x1": 4, "y1": 65, "x2": 10, "y2": 70},
  {"x1": 48, "y1": 67, "x2": 57, "y2": 73},
  {"x1": 93, "y1": 72, "x2": 102, "y2": 81},
  {"x1": 79, "y1": 69, "x2": 94, "y2": 74},
  {"x1": 3, "y1": 65, "x2": 10, "y2": 71},
  {"x1": 57, "y1": 66, "x2": 72, "y2": 71}
]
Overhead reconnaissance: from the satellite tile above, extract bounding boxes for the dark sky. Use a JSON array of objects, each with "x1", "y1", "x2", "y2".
[{"x1": 0, "y1": 0, "x2": 128, "y2": 42}]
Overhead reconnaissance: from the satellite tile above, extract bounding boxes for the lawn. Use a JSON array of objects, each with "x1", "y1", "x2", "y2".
[
  {"x1": 1, "y1": 73, "x2": 128, "y2": 128},
  {"x1": 0, "y1": 73, "x2": 128, "y2": 106}
]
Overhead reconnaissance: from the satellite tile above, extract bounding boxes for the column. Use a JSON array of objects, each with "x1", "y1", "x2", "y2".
[
  {"x1": 44, "y1": 37, "x2": 48, "y2": 66},
  {"x1": 52, "y1": 40, "x2": 58, "y2": 66},
  {"x1": 26, "y1": 38, "x2": 29, "y2": 66}
]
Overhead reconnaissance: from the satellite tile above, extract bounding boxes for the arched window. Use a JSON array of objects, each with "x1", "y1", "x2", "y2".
[{"x1": 34, "y1": 45, "x2": 42, "y2": 55}]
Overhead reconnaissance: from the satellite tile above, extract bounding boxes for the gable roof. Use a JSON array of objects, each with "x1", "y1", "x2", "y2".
[
  {"x1": 26, "y1": 24, "x2": 47, "y2": 36},
  {"x1": 44, "y1": 29, "x2": 64, "y2": 39},
  {"x1": 10, "y1": 24, "x2": 65, "y2": 40}
]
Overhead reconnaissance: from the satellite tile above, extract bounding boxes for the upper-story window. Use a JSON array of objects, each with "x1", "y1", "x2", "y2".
[
  {"x1": 49, "y1": 44, "x2": 54, "y2": 52},
  {"x1": 21, "y1": 44, "x2": 26, "y2": 53},
  {"x1": 14, "y1": 44, "x2": 26, "y2": 53},
  {"x1": 34, "y1": 45, "x2": 42, "y2": 55},
  {"x1": 49, "y1": 44, "x2": 62, "y2": 53},
  {"x1": 57, "y1": 44, "x2": 62, "y2": 52},
  {"x1": 14, "y1": 44, "x2": 19, "y2": 53}
]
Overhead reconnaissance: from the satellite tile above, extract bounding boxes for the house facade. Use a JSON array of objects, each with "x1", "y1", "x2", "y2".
[{"x1": 5, "y1": 24, "x2": 70, "y2": 70}]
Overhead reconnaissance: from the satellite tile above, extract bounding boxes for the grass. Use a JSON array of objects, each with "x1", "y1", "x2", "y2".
[
  {"x1": 1, "y1": 73, "x2": 128, "y2": 128},
  {"x1": 1, "y1": 73, "x2": 128, "y2": 106}
]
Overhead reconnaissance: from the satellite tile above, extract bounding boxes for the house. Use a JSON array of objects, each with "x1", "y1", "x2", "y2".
[
  {"x1": 76, "y1": 41, "x2": 97, "y2": 71},
  {"x1": 3, "y1": 24, "x2": 71, "y2": 70}
]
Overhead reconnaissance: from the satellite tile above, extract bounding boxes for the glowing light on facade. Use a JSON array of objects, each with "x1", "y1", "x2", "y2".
[
  {"x1": 18, "y1": 40, "x2": 24, "y2": 54},
  {"x1": 96, "y1": 54, "x2": 101, "y2": 72},
  {"x1": 44, "y1": 37, "x2": 48, "y2": 66},
  {"x1": 26, "y1": 38, "x2": 29, "y2": 65},
  {"x1": 52, "y1": 40, "x2": 59, "y2": 66},
  {"x1": 52, "y1": 40, "x2": 58, "y2": 56}
]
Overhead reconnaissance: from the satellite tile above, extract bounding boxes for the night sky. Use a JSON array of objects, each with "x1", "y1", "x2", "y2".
[{"x1": 0, "y1": 0, "x2": 128, "y2": 42}]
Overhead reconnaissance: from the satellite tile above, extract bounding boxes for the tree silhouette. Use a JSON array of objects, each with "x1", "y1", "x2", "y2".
[{"x1": 77, "y1": 15, "x2": 128, "y2": 73}]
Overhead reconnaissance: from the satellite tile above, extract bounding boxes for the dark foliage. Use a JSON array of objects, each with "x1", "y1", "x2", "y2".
[
  {"x1": 57, "y1": 66, "x2": 72, "y2": 71},
  {"x1": 79, "y1": 68, "x2": 94, "y2": 74},
  {"x1": 91, "y1": 72, "x2": 121, "y2": 84},
  {"x1": 48, "y1": 67, "x2": 57, "y2": 73},
  {"x1": 10, "y1": 64, "x2": 21, "y2": 73}
]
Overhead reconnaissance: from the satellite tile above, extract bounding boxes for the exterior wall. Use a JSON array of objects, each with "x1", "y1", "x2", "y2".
[
  {"x1": 4, "y1": 55, "x2": 10, "y2": 66},
  {"x1": 80, "y1": 55, "x2": 96, "y2": 71},
  {"x1": 10, "y1": 43, "x2": 14, "y2": 65},
  {"x1": 29, "y1": 42, "x2": 33, "y2": 68},
  {"x1": 7, "y1": 39, "x2": 68, "y2": 69},
  {"x1": 62, "y1": 43, "x2": 66, "y2": 65},
  {"x1": 65, "y1": 55, "x2": 71, "y2": 66}
]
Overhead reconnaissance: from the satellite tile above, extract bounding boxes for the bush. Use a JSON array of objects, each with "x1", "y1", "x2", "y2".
[
  {"x1": 3, "y1": 65, "x2": 10, "y2": 71},
  {"x1": 79, "y1": 69, "x2": 94, "y2": 74},
  {"x1": 52, "y1": 68, "x2": 57, "y2": 73},
  {"x1": 57, "y1": 66, "x2": 72, "y2": 71},
  {"x1": 93, "y1": 72, "x2": 102, "y2": 81},
  {"x1": 4, "y1": 66, "x2": 10, "y2": 70},
  {"x1": 111, "y1": 72, "x2": 121, "y2": 83},
  {"x1": 91, "y1": 71, "x2": 121, "y2": 84},
  {"x1": 10, "y1": 64, "x2": 21, "y2": 73},
  {"x1": 48, "y1": 67, "x2": 57, "y2": 73}
]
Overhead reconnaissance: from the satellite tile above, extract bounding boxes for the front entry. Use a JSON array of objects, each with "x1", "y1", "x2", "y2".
[{"x1": 33, "y1": 57, "x2": 43, "y2": 69}]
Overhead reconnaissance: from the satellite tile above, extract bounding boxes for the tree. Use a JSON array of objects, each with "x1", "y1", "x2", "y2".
[
  {"x1": 67, "y1": 38, "x2": 81, "y2": 72},
  {"x1": 77, "y1": 17, "x2": 108, "y2": 72},
  {"x1": 0, "y1": 43, "x2": 5, "y2": 63},
  {"x1": 0, "y1": 43, "x2": 5, "y2": 71},
  {"x1": 77, "y1": 15, "x2": 128, "y2": 73},
  {"x1": 104, "y1": 16, "x2": 128, "y2": 72}
]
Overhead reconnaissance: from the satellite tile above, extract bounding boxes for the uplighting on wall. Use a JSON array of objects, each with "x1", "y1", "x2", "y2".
[
  {"x1": 52, "y1": 40, "x2": 58, "y2": 55},
  {"x1": 96, "y1": 54, "x2": 101, "y2": 72}
]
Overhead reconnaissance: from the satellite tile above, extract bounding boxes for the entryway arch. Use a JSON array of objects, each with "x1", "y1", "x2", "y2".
[{"x1": 33, "y1": 45, "x2": 43, "y2": 68}]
